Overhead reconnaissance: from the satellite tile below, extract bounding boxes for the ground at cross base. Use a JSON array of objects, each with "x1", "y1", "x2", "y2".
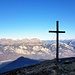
[{"x1": 1, "y1": 57, "x2": 75, "y2": 75}]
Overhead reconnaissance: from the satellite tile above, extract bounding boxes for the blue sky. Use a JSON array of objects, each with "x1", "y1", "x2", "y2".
[{"x1": 0, "y1": 0, "x2": 75, "y2": 40}]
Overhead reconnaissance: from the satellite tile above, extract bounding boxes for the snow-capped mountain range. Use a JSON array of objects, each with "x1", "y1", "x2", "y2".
[{"x1": 0, "y1": 38, "x2": 75, "y2": 64}]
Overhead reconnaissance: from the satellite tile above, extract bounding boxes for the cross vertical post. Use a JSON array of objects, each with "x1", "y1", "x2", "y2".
[
  {"x1": 49, "y1": 21, "x2": 65, "y2": 64},
  {"x1": 56, "y1": 21, "x2": 59, "y2": 63}
]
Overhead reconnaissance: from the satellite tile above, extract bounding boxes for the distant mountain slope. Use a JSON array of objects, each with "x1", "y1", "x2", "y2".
[
  {"x1": 1, "y1": 57, "x2": 75, "y2": 75},
  {"x1": 0, "y1": 61, "x2": 11, "y2": 69},
  {"x1": 0, "y1": 39, "x2": 75, "y2": 61},
  {"x1": 0, "y1": 57, "x2": 41, "y2": 74}
]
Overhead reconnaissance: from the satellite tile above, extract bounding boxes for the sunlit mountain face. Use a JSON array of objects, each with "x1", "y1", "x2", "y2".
[{"x1": 0, "y1": 38, "x2": 75, "y2": 61}]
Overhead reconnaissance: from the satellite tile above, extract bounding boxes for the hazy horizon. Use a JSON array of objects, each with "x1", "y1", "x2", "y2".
[{"x1": 0, "y1": 37, "x2": 75, "y2": 40}]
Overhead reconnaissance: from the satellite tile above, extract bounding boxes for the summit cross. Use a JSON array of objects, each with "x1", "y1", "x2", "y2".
[{"x1": 49, "y1": 21, "x2": 65, "y2": 63}]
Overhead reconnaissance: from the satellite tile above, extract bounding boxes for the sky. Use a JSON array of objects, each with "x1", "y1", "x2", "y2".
[{"x1": 0, "y1": 0, "x2": 75, "y2": 40}]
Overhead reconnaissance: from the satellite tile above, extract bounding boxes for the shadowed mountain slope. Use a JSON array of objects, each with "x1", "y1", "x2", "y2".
[
  {"x1": 0, "y1": 57, "x2": 41, "y2": 74},
  {"x1": 1, "y1": 57, "x2": 75, "y2": 75}
]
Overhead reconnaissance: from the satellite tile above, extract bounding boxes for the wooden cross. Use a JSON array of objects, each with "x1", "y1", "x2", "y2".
[{"x1": 49, "y1": 21, "x2": 65, "y2": 63}]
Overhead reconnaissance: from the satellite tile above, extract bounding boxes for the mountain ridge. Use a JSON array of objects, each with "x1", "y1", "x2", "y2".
[{"x1": 0, "y1": 39, "x2": 75, "y2": 62}]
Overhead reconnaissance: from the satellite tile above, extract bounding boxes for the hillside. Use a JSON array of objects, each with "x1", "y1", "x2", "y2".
[
  {"x1": 1, "y1": 57, "x2": 75, "y2": 75},
  {"x1": 0, "y1": 57, "x2": 41, "y2": 74}
]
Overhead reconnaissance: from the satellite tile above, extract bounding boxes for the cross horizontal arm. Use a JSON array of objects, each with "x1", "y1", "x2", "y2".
[
  {"x1": 49, "y1": 31, "x2": 65, "y2": 33},
  {"x1": 49, "y1": 31, "x2": 57, "y2": 33},
  {"x1": 58, "y1": 31, "x2": 65, "y2": 33}
]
